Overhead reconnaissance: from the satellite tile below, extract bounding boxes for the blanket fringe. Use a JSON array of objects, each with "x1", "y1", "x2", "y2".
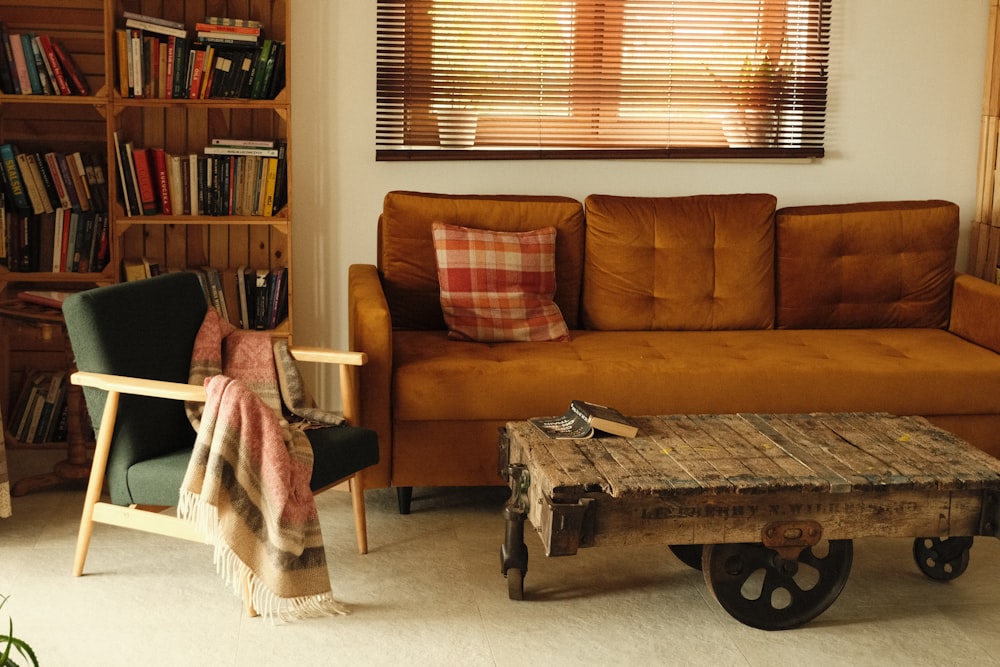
[{"x1": 178, "y1": 490, "x2": 349, "y2": 621}]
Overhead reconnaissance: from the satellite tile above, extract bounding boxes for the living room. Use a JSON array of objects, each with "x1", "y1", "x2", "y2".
[
  {"x1": 4, "y1": 1, "x2": 1000, "y2": 665},
  {"x1": 290, "y1": 1, "x2": 986, "y2": 374}
]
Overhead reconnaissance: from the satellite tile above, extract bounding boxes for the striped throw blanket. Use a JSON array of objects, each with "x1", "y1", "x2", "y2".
[{"x1": 179, "y1": 308, "x2": 347, "y2": 620}]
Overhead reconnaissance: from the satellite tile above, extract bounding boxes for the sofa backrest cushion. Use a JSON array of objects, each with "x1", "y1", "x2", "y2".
[
  {"x1": 582, "y1": 193, "x2": 778, "y2": 330},
  {"x1": 379, "y1": 191, "x2": 586, "y2": 330},
  {"x1": 775, "y1": 200, "x2": 959, "y2": 329}
]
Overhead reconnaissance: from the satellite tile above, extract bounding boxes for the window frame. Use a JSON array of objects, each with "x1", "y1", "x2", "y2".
[{"x1": 376, "y1": 0, "x2": 831, "y2": 161}]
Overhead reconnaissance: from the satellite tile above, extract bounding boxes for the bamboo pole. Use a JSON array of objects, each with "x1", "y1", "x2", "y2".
[
  {"x1": 985, "y1": 1, "x2": 1000, "y2": 116},
  {"x1": 971, "y1": 1, "x2": 1000, "y2": 280}
]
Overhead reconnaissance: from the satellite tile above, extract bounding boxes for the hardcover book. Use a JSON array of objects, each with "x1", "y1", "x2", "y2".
[
  {"x1": 124, "y1": 16, "x2": 189, "y2": 40},
  {"x1": 0, "y1": 22, "x2": 20, "y2": 93},
  {"x1": 18, "y1": 34, "x2": 41, "y2": 94},
  {"x1": 130, "y1": 147, "x2": 158, "y2": 215},
  {"x1": 50, "y1": 39, "x2": 88, "y2": 95},
  {"x1": 530, "y1": 400, "x2": 638, "y2": 439},
  {"x1": 0, "y1": 143, "x2": 31, "y2": 212},
  {"x1": 29, "y1": 36, "x2": 54, "y2": 94},
  {"x1": 37, "y1": 34, "x2": 70, "y2": 95},
  {"x1": 17, "y1": 289, "x2": 71, "y2": 308}
]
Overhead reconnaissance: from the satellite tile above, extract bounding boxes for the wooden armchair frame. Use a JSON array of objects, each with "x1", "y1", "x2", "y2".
[{"x1": 71, "y1": 347, "x2": 371, "y2": 586}]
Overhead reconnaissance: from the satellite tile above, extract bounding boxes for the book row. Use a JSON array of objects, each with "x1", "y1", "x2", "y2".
[
  {"x1": 114, "y1": 134, "x2": 288, "y2": 217},
  {"x1": 231, "y1": 265, "x2": 288, "y2": 331},
  {"x1": 2, "y1": 207, "x2": 109, "y2": 274},
  {"x1": 122, "y1": 262, "x2": 288, "y2": 331},
  {"x1": 9, "y1": 369, "x2": 68, "y2": 445},
  {"x1": 0, "y1": 145, "x2": 108, "y2": 217},
  {"x1": 123, "y1": 12, "x2": 264, "y2": 42},
  {"x1": 116, "y1": 14, "x2": 283, "y2": 100},
  {"x1": 0, "y1": 22, "x2": 90, "y2": 96}
]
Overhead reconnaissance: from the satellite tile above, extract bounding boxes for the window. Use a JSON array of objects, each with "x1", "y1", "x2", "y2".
[{"x1": 376, "y1": 0, "x2": 831, "y2": 160}]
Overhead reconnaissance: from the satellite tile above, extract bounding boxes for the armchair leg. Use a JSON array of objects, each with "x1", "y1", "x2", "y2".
[
  {"x1": 73, "y1": 390, "x2": 120, "y2": 577},
  {"x1": 73, "y1": 508, "x2": 96, "y2": 578},
  {"x1": 351, "y1": 473, "x2": 368, "y2": 554},
  {"x1": 242, "y1": 573, "x2": 259, "y2": 617}
]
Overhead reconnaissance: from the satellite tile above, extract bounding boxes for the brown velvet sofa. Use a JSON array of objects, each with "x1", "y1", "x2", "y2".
[{"x1": 349, "y1": 191, "x2": 1000, "y2": 514}]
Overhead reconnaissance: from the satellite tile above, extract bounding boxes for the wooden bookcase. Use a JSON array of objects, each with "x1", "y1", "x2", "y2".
[
  {"x1": 111, "y1": 0, "x2": 292, "y2": 340},
  {"x1": 0, "y1": 0, "x2": 292, "y2": 457}
]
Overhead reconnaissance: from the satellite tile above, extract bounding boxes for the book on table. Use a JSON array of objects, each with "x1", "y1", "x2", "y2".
[
  {"x1": 17, "y1": 290, "x2": 73, "y2": 309},
  {"x1": 530, "y1": 400, "x2": 638, "y2": 439}
]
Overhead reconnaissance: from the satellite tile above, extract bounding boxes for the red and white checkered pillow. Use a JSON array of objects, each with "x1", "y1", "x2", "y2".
[{"x1": 431, "y1": 223, "x2": 570, "y2": 342}]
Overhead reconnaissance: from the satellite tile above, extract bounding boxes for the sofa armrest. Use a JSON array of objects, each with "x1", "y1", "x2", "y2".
[
  {"x1": 949, "y1": 273, "x2": 1000, "y2": 354},
  {"x1": 348, "y1": 263, "x2": 393, "y2": 488}
]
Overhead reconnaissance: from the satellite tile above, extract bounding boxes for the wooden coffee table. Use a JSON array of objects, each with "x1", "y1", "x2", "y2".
[{"x1": 498, "y1": 413, "x2": 1000, "y2": 629}]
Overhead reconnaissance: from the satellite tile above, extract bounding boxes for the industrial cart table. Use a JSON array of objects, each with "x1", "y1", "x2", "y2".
[{"x1": 499, "y1": 413, "x2": 1000, "y2": 629}]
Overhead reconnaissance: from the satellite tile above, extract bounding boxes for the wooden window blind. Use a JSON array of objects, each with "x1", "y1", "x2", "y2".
[{"x1": 376, "y1": 0, "x2": 831, "y2": 160}]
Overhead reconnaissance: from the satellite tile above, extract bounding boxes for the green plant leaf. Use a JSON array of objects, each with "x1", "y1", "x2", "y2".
[
  {"x1": 0, "y1": 635, "x2": 39, "y2": 667},
  {"x1": 1, "y1": 617, "x2": 12, "y2": 665},
  {"x1": 0, "y1": 595, "x2": 39, "y2": 667}
]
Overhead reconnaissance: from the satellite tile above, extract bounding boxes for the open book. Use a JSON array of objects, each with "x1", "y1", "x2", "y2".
[{"x1": 530, "y1": 400, "x2": 638, "y2": 439}]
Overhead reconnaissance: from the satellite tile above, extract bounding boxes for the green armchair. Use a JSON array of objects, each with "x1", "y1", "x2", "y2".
[{"x1": 62, "y1": 272, "x2": 379, "y2": 588}]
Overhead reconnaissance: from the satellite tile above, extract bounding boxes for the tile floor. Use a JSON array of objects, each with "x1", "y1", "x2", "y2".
[{"x1": 3, "y1": 449, "x2": 1000, "y2": 666}]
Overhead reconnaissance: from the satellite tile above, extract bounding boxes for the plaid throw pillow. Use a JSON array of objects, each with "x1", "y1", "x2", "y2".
[{"x1": 431, "y1": 223, "x2": 570, "y2": 342}]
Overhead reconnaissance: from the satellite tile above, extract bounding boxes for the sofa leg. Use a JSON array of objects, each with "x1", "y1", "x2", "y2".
[{"x1": 397, "y1": 486, "x2": 413, "y2": 515}]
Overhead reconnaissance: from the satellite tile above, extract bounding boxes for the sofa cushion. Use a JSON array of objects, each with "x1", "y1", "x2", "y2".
[
  {"x1": 582, "y1": 193, "x2": 777, "y2": 330},
  {"x1": 775, "y1": 200, "x2": 959, "y2": 329},
  {"x1": 391, "y1": 329, "x2": 1000, "y2": 422},
  {"x1": 431, "y1": 223, "x2": 569, "y2": 342},
  {"x1": 379, "y1": 191, "x2": 586, "y2": 330}
]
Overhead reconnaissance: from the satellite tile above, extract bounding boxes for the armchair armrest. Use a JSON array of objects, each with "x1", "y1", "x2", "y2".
[
  {"x1": 288, "y1": 347, "x2": 367, "y2": 366},
  {"x1": 288, "y1": 346, "x2": 367, "y2": 424},
  {"x1": 71, "y1": 371, "x2": 207, "y2": 402},
  {"x1": 949, "y1": 273, "x2": 1000, "y2": 354},
  {"x1": 73, "y1": 348, "x2": 367, "y2": 414}
]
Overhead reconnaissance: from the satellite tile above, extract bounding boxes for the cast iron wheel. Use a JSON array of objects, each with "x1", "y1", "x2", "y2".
[
  {"x1": 702, "y1": 539, "x2": 853, "y2": 630},
  {"x1": 669, "y1": 544, "x2": 704, "y2": 571},
  {"x1": 506, "y1": 568, "x2": 524, "y2": 600},
  {"x1": 913, "y1": 536, "x2": 973, "y2": 581}
]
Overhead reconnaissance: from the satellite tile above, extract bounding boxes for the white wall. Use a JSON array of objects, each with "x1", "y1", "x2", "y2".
[{"x1": 290, "y1": 0, "x2": 990, "y2": 403}]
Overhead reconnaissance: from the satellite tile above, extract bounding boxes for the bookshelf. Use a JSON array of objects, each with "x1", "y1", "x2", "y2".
[
  {"x1": 111, "y1": 0, "x2": 292, "y2": 337},
  {"x1": 0, "y1": 0, "x2": 111, "y2": 463},
  {"x1": 0, "y1": 1, "x2": 293, "y2": 475}
]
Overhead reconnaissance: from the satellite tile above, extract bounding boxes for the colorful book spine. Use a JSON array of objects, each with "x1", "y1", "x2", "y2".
[
  {"x1": 0, "y1": 144, "x2": 30, "y2": 212},
  {"x1": 0, "y1": 22, "x2": 20, "y2": 93},
  {"x1": 29, "y1": 37, "x2": 54, "y2": 95},
  {"x1": 271, "y1": 140, "x2": 287, "y2": 215},
  {"x1": 52, "y1": 208, "x2": 64, "y2": 271},
  {"x1": 66, "y1": 152, "x2": 91, "y2": 212},
  {"x1": 55, "y1": 153, "x2": 82, "y2": 211},
  {"x1": 51, "y1": 40, "x2": 89, "y2": 95},
  {"x1": 124, "y1": 17, "x2": 188, "y2": 40},
  {"x1": 205, "y1": 17, "x2": 263, "y2": 29},
  {"x1": 130, "y1": 148, "x2": 158, "y2": 215},
  {"x1": 18, "y1": 34, "x2": 41, "y2": 93},
  {"x1": 151, "y1": 148, "x2": 171, "y2": 215},
  {"x1": 122, "y1": 11, "x2": 185, "y2": 30},
  {"x1": 113, "y1": 132, "x2": 138, "y2": 217},
  {"x1": 8, "y1": 34, "x2": 32, "y2": 94},
  {"x1": 16, "y1": 153, "x2": 47, "y2": 214},
  {"x1": 37, "y1": 35, "x2": 71, "y2": 95}
]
